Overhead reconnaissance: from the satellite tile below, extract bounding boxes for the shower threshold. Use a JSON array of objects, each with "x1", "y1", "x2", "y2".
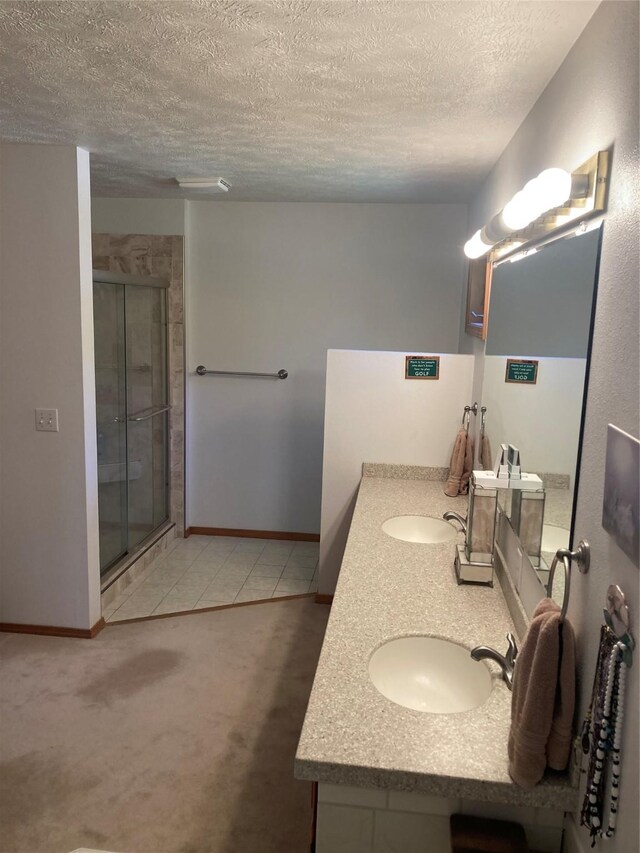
[{"x1": 101, "y1": 520, "x2": 176, "y2": 595}]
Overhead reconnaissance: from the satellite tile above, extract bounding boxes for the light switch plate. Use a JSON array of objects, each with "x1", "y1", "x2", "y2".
[{"x1": 35, "y1": 408, "x2": 59, "y2": 432}]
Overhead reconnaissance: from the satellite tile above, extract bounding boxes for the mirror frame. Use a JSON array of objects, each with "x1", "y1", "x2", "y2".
[{"x1": 566, "y1": 224, "x2": 604, "y2": 553}]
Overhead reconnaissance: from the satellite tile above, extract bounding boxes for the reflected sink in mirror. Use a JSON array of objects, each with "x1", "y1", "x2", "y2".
[
  {"x1": 382, "y1": 515, "x2": 458, "y2": 544},
  {"x1": 368, "y1": 636, "x2": 493, "y2": 714}
]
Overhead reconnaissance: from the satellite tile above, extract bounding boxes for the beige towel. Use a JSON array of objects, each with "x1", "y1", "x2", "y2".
[
  {"x1": 444, "y1": 427, "x2": 467, "y2": 497},
  {"x1": 508, "y1": 598, "x2": 576, "y2": 789},
  {"x1": 480, "y1": 434, "x2": 493, "y2": 471},
  {"x1": 460, "y1": 434, "x2": 474, "y2": 494},
  {"x1": 547, "y1": 610, "x2": 576, "y2": 771}
]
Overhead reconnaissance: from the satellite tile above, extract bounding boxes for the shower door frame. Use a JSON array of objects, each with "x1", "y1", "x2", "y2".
[{"x1": 93, "y1": 270, "x2": 171, "y2": 578}]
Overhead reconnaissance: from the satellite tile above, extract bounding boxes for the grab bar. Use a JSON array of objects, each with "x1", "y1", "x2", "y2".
[
  {"x1": 127, "y1": 404, "x2": 171, "y2": 422},
  {"x1": 196, "y1": 365, "x2": 288, "y2": 380}
]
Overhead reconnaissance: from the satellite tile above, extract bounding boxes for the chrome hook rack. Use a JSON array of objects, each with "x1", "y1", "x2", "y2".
[{"x1": 604, "y1": 584, "x2": 635, "y2": 667}]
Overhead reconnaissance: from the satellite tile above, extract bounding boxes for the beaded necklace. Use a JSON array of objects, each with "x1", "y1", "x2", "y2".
[{"x1": 580, "y1": 627, "x2": 629, "y2": 845}]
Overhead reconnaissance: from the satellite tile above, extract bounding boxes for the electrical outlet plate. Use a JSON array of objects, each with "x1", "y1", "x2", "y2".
[{"x1": 35, "y1": 408, "x2": 59, "y2": 432}]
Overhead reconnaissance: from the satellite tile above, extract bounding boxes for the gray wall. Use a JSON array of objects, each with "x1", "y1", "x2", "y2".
[
  {"x1": 487, "y1": 229, "x2": 600, "y2": 357},
  {"x1": 1, "y1": 144, "x2": 101, "y2": 629},
  {"x1": 186, "y1": 201, "x2": 468, "y2": 533},
  {"x1": 469, "y1": 3, "x2": 639, "y2": 851}
]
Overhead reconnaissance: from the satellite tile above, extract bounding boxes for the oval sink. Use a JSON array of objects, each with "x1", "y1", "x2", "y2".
[
  {"x1": 369, "y1": 636, "x2": 492, "y2": 714},
  {"x1": 382, "y1": 515, "x2": 457, "y2": 544},
  {"x1": 541, "y1": 524, "x2": 570, "y2": 553}
]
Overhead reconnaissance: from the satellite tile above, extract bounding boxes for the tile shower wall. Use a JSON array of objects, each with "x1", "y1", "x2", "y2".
[{"x1": 92, "y1": 233, "x2": 185, "y2": 536}]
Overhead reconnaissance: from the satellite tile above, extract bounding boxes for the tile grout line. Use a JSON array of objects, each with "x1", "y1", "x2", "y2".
[{"x1": 106, "y1": 535, "x2": 319, "y2": 622}]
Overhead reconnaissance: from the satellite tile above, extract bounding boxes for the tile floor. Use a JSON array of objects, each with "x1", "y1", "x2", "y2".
[{"x1": 103, "y1": 536, "x2": 319, "y2": 622}]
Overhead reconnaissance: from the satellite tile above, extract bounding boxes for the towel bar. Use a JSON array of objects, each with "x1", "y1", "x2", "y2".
[
  {"x1": 547, "y1": 540, "x2": 590, "y2": 620},
  {"x1": 461, "y1": 402, "x2": 479, "y2": 430},
  {"x1": 195, "y1": 365, "x2": 288, "y2": 380}
]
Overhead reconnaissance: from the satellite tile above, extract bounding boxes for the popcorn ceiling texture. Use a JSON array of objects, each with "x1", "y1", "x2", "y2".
[{"x1": 0, "y1": 1, "x2": 597, "y2": 200}]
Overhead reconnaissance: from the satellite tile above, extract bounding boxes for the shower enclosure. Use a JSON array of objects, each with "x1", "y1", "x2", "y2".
[{"x1": 93, "y1": 271, "x2": 170, "y2": 576}]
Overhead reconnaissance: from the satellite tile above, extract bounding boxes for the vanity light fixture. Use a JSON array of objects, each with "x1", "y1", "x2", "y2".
[
  {"x1": 493, "y1": 240, "x2": 523, "y2": 260},
  {"x1": 463, "y1": 151, "x2": 609, "y2": 261},
  {"x1": 509, "y1": 247, "x2": 537, "y2": 264},
  {"x1": 492, "y1": 215, "x2": 604, "y2": 268},
  {"x1": 575, "y1": 215, "x2": 605, "y2": 236}
]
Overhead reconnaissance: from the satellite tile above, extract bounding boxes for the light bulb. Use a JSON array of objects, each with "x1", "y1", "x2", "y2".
[
  {"x1": 535, "y1": 168, "x2": 572, "y2": 210},
  {"x1": 502, "y1": 191, "x2": 533, "y2": 231},
  {"x1": 501, "y1": 168, "x2": 574, "y2": 233},
  {"x1": 523, "y1": 178, "x2": 548, "y2": 220},
  {"x1": 463, "y1": 229, "x2": 493, "y2": 259}
]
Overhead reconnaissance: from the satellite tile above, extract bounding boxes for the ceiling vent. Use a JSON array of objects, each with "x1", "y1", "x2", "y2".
[{"x1": 176, "y1": 177, "x2": 231, "y2": 192}]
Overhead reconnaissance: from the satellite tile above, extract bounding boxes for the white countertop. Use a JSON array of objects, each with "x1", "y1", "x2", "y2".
[{"x1": 295, "y1": 470, "x2": 578, "y2": 809}]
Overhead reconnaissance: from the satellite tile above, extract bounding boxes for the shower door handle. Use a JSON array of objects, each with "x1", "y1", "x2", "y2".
[{"x1": 127, "y1": 405, "x2": 172, "y2": 422}]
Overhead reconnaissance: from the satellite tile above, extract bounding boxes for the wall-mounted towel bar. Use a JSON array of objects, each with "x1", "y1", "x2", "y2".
[
  {"x1": 547, "y1": 539, "x2": 590, "y2": 621},
  {"x1": 461, "y1": 402, "x2": 479, "y2": 431},
  {"x1": 196, "y1": 365, "x2": 288, "y2": 380}
]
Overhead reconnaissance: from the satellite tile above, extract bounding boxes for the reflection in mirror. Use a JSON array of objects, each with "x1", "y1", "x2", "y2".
[{"x1": 481, "y1": 226, "x2": 602, "y2": 600}]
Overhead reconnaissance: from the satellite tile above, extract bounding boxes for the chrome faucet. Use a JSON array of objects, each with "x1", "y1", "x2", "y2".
[
  {"x1": 443, "y1": 511, "x2": 467, "y2": 534},
  {"x1": 471, "y1": 633, "x2": 518, "y2": 690}
]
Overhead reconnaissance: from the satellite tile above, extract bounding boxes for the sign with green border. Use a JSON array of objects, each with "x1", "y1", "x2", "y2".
[
  {"x1": 405, "y1": 355, "x2": 440, "y2": 380},
  {"x1": 505, "y1": 359, "x2": 538, "y2": 384}
]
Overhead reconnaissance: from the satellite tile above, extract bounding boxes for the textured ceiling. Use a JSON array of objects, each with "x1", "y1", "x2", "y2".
[{"x1": 0, "y1": 1, "x2": 598, "y2": 201}]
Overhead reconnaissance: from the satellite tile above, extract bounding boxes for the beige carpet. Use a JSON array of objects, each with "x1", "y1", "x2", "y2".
[{"x1": 0, "y1": 598, "x2": 329, "y2": 853}]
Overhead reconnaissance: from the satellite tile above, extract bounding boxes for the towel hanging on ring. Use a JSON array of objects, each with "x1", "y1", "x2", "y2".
[{"x1": 444, "y1": 427, "x2": 474, "y2": 497}]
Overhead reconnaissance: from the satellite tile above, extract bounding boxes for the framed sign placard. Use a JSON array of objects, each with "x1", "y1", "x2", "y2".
[
  {"x1": 405, "y1": 355, "x2": 440, "y2": 380},
  {"x1": 505, "y1": 358, "x2": 538, "y2": 384}
]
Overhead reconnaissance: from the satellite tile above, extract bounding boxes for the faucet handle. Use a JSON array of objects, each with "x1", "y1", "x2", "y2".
[{"x1": 506, "y1": 632, "x2": 518, "y2": 666}]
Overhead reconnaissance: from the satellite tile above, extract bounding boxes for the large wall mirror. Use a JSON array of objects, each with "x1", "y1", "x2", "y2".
[{"x1": 479, "y1": 224, "x2": 603, "y2": 596}]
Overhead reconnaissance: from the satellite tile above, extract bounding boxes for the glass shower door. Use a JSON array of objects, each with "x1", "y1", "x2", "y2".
[
  {"x1": 94, "y1": 274, "x2": 169, "y2": 576},
  {"x1": 125, "y1": 284, "x2": 169, "y2": 551},
  {"x1": 94, "y1": 282, "x2": 128, "y2": 570}
]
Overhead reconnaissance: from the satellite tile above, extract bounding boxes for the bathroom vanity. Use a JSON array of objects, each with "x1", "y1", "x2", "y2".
[
  {"x1": 298, "y1": 213, "x2": 607, "y2": 852},
  {"x1": 295, "y1": 465, "x2": 575, "y2": 853}
]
